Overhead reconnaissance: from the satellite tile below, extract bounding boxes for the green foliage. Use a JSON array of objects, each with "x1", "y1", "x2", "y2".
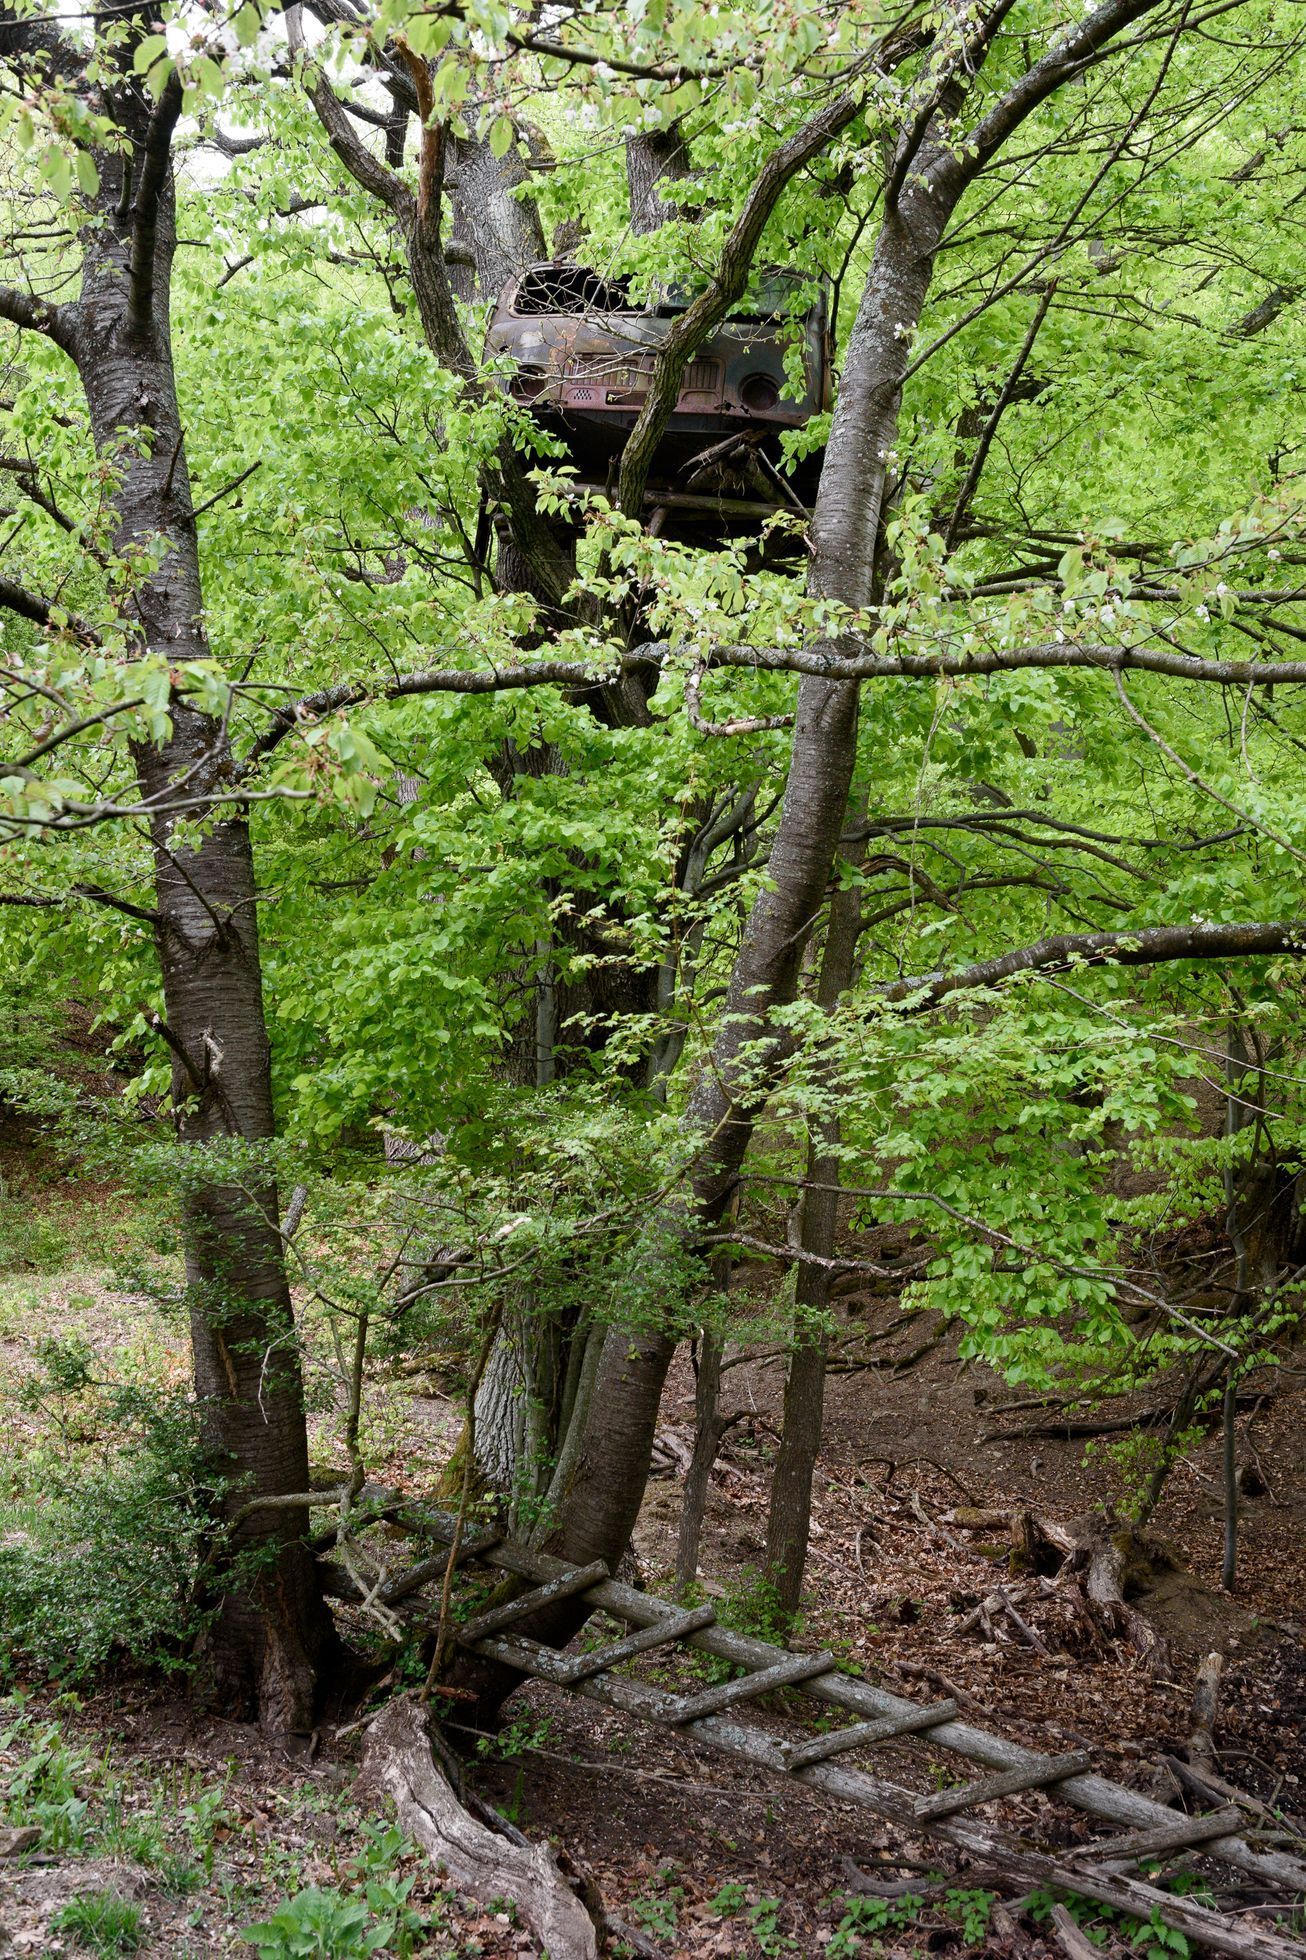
[
  {"x1": 473, "y1": 1709, "x2": 556, "y2": 1763},
  {"x1": 714, "y1": 1566, "x2": 796, "y2": 1646},
  {"x1": 241, "y1": 1830, "x2": 428, "y2": 1959},
  {"x1": 1029, "y1": 1888, "x2": 1193, "y2": 1959},
  {"x1": 630, "y1": 1863, "x2": 686, "y2": 1940},
  {"x1": 0, "y1": 1348, "x2": 218, "y2": 1682},
  {"x1": 0, "y1": 1706, "x2": 93, "y2": 1850},
  {"x1": 824, "y1": 1885, "x2": 996, "y2": 1955},
  {"x1": 50, "y1": 1892, "x2": 145, "y2": 1956},
  {"x1": 241, "y1": 1889, "x2": 393, "y2": 1960}
]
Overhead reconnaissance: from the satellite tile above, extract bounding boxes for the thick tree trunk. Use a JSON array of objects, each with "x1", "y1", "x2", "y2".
[
  {"x1": 626, "y1": 127, "x2": 695, "y2": 235},
  {"x1": 505, "y1": 163, "x2": 968, "y2": 1666},
  {"x1": 70, "y1": 121, "x2": 331, "y2": 1727}
]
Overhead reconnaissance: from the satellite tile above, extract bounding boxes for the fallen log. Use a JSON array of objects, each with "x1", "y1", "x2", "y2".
[{"x1": 361, "y1": 1697, "x2": 599, "y2": 1960}]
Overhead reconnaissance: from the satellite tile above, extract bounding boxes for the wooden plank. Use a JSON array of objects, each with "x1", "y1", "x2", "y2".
[
  {"x1": 914, "y1": 1752, "x2": 1092, "y2": 1821},
  {"x1": 1071, "y1": 1805, "x2": 1245, "y2": 1868},
  {"x1": 783, "y1": 1699, "x2": 959, "y2": 1770},
  {"x1": 666, "y1": 1649, "x2": 836, "y2": 1725},
  {"x1": 456, "y1": 1560, "x2": 609, "y2": 1643},
  {"x1": 557, "y1": 1604, "x2": 718, "y2": 1683},
  {"x1": 382, "y1": 1507, "x2": 1306, "y2": 1900}
]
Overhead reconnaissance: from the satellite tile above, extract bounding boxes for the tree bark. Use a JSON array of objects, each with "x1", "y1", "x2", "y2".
[
  {"x1": 66, "y1": 69, "x2": 331, "y2": 1727},
  {"x1": 765, "y1": 838, "x2": 863, "y2": 1620},
  {"x1": 675, "y1": 1325, "x2": 728, "y2": 1591}
]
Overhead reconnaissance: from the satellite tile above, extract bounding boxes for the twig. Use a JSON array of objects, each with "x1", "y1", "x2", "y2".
[{"x1": 857, "y1": 1455, "x2": 977, "y2": 1501}]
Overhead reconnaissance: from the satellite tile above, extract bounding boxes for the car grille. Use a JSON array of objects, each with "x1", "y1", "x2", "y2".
[{"x1": 561, "y1": 353, "x2": 720, "y2": 399}]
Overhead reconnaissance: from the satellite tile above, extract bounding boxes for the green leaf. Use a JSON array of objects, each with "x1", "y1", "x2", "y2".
[{"x1": 132, "y1": 33, "x2": 168, "y2": 74}]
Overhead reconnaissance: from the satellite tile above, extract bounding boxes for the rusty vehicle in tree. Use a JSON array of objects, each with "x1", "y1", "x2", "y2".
[{"x1": 485, "y1": 261, "x2": 832, "y2": 531}]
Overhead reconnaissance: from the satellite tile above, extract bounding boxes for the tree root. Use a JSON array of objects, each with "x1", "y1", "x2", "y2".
[
  {"x1": 360, "y1": 1696, "x2": 600, "y2": 1959},
  {"x1": 943, "y1": 1507, "x2": 1174, "y2": 1676}
]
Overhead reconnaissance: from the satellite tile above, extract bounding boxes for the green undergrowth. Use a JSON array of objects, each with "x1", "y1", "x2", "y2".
[
  {"x1": 0, "y1": 1695, "x2": 486, "y2": 1957},
  {"x1": 0, "y1": 1331, "x2": 216, "y2": 1684}
]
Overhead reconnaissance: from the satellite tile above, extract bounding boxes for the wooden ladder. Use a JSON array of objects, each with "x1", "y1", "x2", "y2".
[{"x1": 391, "y1": 1508, "x2": 1306, "y2": 1959}]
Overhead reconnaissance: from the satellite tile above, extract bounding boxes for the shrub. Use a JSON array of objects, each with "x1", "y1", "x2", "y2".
[{"x1": 0, "y1": 1347, "x2": 218, "y2": 1681}]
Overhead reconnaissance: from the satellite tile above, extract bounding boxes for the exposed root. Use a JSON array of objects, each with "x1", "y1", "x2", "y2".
[{"x1": 361, "y1": 1696, "x2": 600, "y2": 1959}]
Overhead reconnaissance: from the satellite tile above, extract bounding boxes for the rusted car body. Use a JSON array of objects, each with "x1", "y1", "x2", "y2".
[{"x1": 485, "y1": 262, "x2": 831, "y2": 520}]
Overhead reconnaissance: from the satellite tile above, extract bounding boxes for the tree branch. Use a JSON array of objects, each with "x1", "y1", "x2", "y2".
[
  {"x1": 963, "y1": 0, "x2": 1168, "y2": 181},
  {"x1": 291, "y1": 7, "x2": 412, "y2": 218},
  {"x1": 393, "y1": 39, "x2": 444, "y2": 252},
  {"x1": 615, "y1": 86, "x2": 864, "y2": 518},
  {"x1": 0, "y1": 283, "x2": 74, "y2": 352},
  {"x1": 941, "y1": 282, "x2": 1056, "y2": 550},
  {"x1": 0, "y1": 573, "x2": 99, "y2": 643},
  {"x1": 880, "y1": 919, "x2": 1306, "y2": 1009},
  {"x1": 239, "y1": 631, "x2": 1306, "y2": 774},
  {"x1": 1231, "y1": 284, "x2": 1297, "y2": 338},
  {"x1": 127, "y1": 67, "x2": 184, "y2": 344}
]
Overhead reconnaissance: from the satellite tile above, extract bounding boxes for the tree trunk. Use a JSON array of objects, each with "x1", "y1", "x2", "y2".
[
  {"x1": 70, "y1": 106, "x2": 331, "y2": 1728},
  {"x1": 503, "y1": 146, "x2": 974, "y2": 1673},
  {"x1": 766, "y1": 855, "x2": 864, "y2": 1620},
  {"x1": 675, "y1": 1325, "x2": 728, "y2": 1591}
]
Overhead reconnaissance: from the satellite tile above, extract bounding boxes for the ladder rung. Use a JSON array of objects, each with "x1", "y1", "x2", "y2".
[
  {"x1": 914, "y1": 1751, "x2": 1091, "y2": 1821},
  {"x1": 464, "y1": 1631, "x2": 576, "y2": 1684},
  {"x1": 667, "y1": 1649, "x2": 836, "y2": 1726},
  {"x1": 783, "y1": 1699, "x2": 958, "y2": 1771},
  {"x1": 380, "y1": 1528, "x2": 503, "y2": 1606},
  {"x1": 457, "y1": 1559, "x2": 609, "y2": 1643},
  {"x1": 1071, "y1": 1805, "x2": 1244, "y2": 1867},
  {"x1": 557, "y1": 1604, "x2": 718, "y2": 1683}
]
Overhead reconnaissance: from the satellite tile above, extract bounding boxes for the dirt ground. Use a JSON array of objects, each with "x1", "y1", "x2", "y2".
[{"x1": 1, "y1": 1129, "x2": 1304, "y2": 1958}]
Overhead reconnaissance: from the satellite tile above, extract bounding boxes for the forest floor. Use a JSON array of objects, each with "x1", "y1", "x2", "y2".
[{"x1": 0, "y1": 1132, "x2": 1304, "y2": 1958}]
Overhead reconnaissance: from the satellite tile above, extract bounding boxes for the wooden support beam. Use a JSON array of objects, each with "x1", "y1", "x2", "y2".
[
  {"x1": 1070, "y1": 1805, "x2": 1246, "y2": 1868},
  {"x1": 563, "y1": 483, "x2": 811, "y2": 522},
  {"x1": 380, "y1": 1529, "x2": 503, "y2": 1607},
  {"x1": 783, "y1": 1699, "x2": 958, "y2": 1770},
  {"x1": 557, "y1": 1604, "x2": 718, "y2": 1683},
  {"x1": 914, "y1": 1753, "x2": 1092, "y2": 1821},
  {"x1": 456, "y1": 1561, "x2": 609, "y2": 1643},
  {"x1": 666, "y1": 1650, "x2": 836, "y2": 1724}
]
